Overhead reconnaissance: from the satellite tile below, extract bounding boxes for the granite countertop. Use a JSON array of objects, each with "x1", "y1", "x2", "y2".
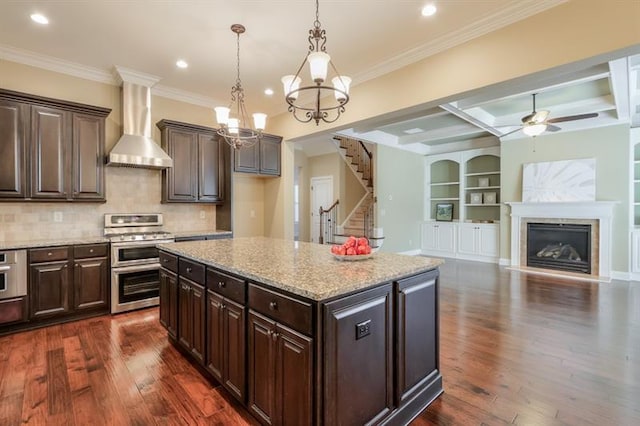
[
  {"x1": 158, "y1": 237, "x2": 443, "y2": 301},
  {"x1": 0, "y1": 236, "x2": 109, "y2": 251},
  {"x1": 172, "y1": 230, "x2": 233, "y2": 239}
]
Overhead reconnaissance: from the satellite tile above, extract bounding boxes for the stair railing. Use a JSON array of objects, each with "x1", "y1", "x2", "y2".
[
  {"x1": 364, "y1": 196, "x2": 376, "y2": 240},
  {"x1": 319, "y1": 199, "x2": 339, "y2": 244}
]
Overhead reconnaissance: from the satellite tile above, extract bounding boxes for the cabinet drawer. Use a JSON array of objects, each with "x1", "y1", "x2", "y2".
[
  {"x1": 29, "y1": 246, "x2": 69, "y2": 263},
  {"x1": 73, "y1": 243, "x2": 108, "y2": 259},
  {"x1": 179, "y1": 258, "x2": 205, "y2": 285},
  {"x1": 206, "y1": 268, "x2": 246, "y2": 303},
  {"x1": 248, "y1": 284, "x2": 312, "y2": 335},
  {"x1": 159, "y1": 251, "x2": 178, "y2": 273},
  {"x1": 0, "y1": 297, "x2": 27, "y2": 325}
]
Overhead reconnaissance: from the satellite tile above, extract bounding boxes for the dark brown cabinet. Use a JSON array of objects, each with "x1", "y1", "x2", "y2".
[
  {"x1": 323, "y1": 284, "x2": 394, "y2": 425},
  {"x1": 206, "y1": 290, "x2": 246, "y2": 401},
  {"x1": 0, "y1": 89, "x2": 110, "y2": 202},
  {"x1": 159, "y1": 267, "x2": 178, "y2": 339},
  {"x1": 29, "y1": 243, "x2": 109, "y2": 321},
  {"x1": 248, "y1": 309, "x2": 312, "y2": 426},
  {"x1": 157, "y1": 119, "x2": 225, "y2": 203},
  {"x1": 0, "y1": 98, "x2": 28, "y2": 198},
  {"x1": 233, "y1": 134, "x2": 282, "y2": 176},
  {"x1": 396, "y1": 270, "x2": 438, "y2": 404},
  {"x1": 178, "y1": 277, "x2": 206, "y2": 364},
  {"x1": 73, "y1": 253, "x2": 108, "y2": 311}
]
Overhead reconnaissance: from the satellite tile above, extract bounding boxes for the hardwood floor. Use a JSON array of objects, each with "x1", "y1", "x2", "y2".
[{"x1": 1, "y1": 259, "x2": 639, "y2": 425}]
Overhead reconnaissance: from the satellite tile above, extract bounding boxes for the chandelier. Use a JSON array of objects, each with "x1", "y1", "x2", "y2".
[
  {"x1": 281, "y1": 0, "x2": 351, "y2": 125},
  {"x1": 215, "y1": 24, "x2": 266, "y2": 149}
]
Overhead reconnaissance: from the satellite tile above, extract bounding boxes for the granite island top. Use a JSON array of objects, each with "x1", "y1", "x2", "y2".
[
  {"x1": 158, "y1": 237, "x2": 443, "y2": 301},
  {"x1": 172, "y1": 230, "x2": 233, "y2": 239}
]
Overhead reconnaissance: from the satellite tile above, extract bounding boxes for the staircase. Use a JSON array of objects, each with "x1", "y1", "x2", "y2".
[{"x1": 331, "y1": 137, "x2": 384, "y2": 249}]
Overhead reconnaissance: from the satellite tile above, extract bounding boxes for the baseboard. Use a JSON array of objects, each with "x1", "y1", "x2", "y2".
[
  {"x1": 499, "y1": 258, "x2": 510, "y2": 266},
  {"x1": 612, "y1": 270, "x2": 633, "y2": 281}
]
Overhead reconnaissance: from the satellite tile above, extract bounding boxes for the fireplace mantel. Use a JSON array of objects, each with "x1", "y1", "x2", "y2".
[{"x1": 506, "y1": 201, "x2": 617, "y2": 278}]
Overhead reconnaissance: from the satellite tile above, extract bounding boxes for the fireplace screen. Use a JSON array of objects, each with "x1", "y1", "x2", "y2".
[{"x1": 526, "y1": 223, "x2": 591, "y2": 274}]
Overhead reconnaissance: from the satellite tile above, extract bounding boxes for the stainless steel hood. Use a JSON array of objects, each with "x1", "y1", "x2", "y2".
[{"x1": 108, "y1": 67, "x2": 173, "y2": 169}]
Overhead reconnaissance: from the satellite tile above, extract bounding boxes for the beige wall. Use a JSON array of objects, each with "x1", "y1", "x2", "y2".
[
  {"x1": 0, "y1": 60, "x2": 219, "y2": 242},
  {"x1": 500, "y1": 124, "x2": 630, "y2": 272},
  {"x1": 294, "y1": 150, "x2": 310, "y2": 242},
  {"x1": 232, "y1": 175, "x2": 265, "y2": 238}
]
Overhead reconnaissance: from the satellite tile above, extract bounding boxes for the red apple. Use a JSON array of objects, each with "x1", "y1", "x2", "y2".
[
  {"x1": 346, "y1": 247, "x2": 357, "y2": 256},
  {"x1": 357, "y1": 237, "x2": 369, "y2": 247}
]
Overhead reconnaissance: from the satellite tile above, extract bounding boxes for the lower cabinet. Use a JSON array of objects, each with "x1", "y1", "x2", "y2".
[
  {"x1": 248, "y1": 309, "x2": 312, "y2": 426},
  {"x1": 159, "y1": 268, "x2": 178, "y2": 339},
  {"x1": 29, "y1": 243, "x2": 109, "y2": 321},
  {"x1": 206, "y1": 290, "x2": 246, "y2": 401},
  {"x1": 421, "y1": 222, "x2": 456, "y2": 256},
  {"x1": 396, "y1": 270, "x2": 438, "y2": 404},
  {"x1": 323, "y1": 284, "x2": 393, "y2": 425},
  {"x1": 422, "y1": 221, "x2": 499, "y2": 263},
  {"x1": 178, "y1": 277, "x2": 205, "y2": 364}
]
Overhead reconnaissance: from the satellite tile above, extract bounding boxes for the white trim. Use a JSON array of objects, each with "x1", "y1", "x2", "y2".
[
  {"x1": 506, "y1": 201, "x2": 617, "y2": 278},
  {"x1": 612, "y1": 271, "x2": 632, "y2": 281},
  {"x1": 152, "y1": 84, "x2": 222, "y2": 108},
  {"x1": 498, "y1": 258, "x2": 511, "y2": 266}
]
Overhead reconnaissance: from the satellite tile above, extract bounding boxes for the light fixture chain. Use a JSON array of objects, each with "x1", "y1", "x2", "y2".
[{"x1": 236, "y1": 31, "x2": 241, "y2": 86}]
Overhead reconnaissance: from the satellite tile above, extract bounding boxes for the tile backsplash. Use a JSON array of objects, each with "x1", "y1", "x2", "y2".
[{"x1": 0, "y1": 167, "x2": 217, "y2": 242}]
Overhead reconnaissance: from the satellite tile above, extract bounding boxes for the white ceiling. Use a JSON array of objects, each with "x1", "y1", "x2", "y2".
[{"x1": 1, "y1": 1, "x2": 639, "y2": 157}]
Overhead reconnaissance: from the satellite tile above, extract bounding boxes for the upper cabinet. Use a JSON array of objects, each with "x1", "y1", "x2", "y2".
[
  {"x1": 0, "y1": 89, "x2": 110, "y2": 202},
  {"x1": 157, "y1": 120, "x2": 227, "y2": 204},
  {"x1": 234, "y1": 134, "x2": 282, "y2": 177}
]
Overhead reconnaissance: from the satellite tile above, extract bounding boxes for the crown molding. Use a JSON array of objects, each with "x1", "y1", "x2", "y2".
[
  {"x1": 0, "y1": 44, "x2": 116, "y2": 85},
  {"x1": 352, "y1": 0, "x2": 568, "y2": 86},
  {"x1": 113, "y1": 65, "x2": 161, "y2": 87},
  {"x1": 152, "y1": 84, "x2": 220, "y2": 109}
]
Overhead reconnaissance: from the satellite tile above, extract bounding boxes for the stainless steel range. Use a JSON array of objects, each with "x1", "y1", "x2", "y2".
[{"x1": 105, "y1": 213, "x2": 174, "y2": 314}]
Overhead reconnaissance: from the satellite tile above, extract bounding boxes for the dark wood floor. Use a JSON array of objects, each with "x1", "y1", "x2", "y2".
[{"x1": 1, "y1": 259, "x2": 639, "y2": 425}]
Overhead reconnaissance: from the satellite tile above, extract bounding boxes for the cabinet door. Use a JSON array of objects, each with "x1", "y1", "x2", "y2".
[
  {"x1": 0, "y1": 98, "x2": 28, "y2": 198},
  {"x1": 248, "y1": 310, "x2": 276, "y2": 425},
  {"x1": 457, "y1": 224, "x2": 477, "y2": 255},
  {"x1": 30, "y1": 105, "x2": 70, "y2": 199},
  {"x1": 73, "y1": 256, "x2": 108, "y2": 311},
  {"x1": 165, "y1": 128, "x2": 198, "y2": 202},
  {"x1": 191, "y1": 282, "x2": 206, "y2": 364},
  {"x1": 234, "y1": 143, "x2": 259, "y2": 173},
  {"x1": 224, "y1": 297, "x2": 246, "y2": 402},
  {"x1": 396, "y1": 270, "x2": 438, "y2": 404},
  {"x1": 478, "y1": 225, "x2": 499, "y2": 257},
  {"x1": 198, "y1": 133, "x2": 224, "y2": 202},
  {"x1": 71, "y1": 113, "x2": 105, "y2": 200},
  {"x1": 178, "y1": 278, "x2": 192, "y2": 350},
  {"x1": 275, "y1": 323, "x2": 312, "y2": 426},
  {"x1": 206, "y1": 290, "x2": 224, "y2": 382},
  {"x1": 437, "y1": 223, "x2": 456, "y2": 253},
  {"x1": 421, "y1": 224, "x2": 437, "y2": 251},
  {"x1": 323, "y1": 284, "x2": 393, "y2": 425},
  {"x1": 159, "y1": 268, "x2": 178, "y2": 338},
  {"x1": 259, "y1": 136, "x2": 281, "y2": 176},
  {"x1": 30, "y1": 260, "x2": 71, "y2": 319}
]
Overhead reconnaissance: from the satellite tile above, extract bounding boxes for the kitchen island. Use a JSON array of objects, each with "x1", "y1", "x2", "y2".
[{"x1": 158, "y1": 237, "x2": 443, "y2": 425}]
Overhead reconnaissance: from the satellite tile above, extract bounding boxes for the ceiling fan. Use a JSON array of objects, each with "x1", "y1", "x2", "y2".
[{"x1": 501, "y1": 93, "x2": 599, "y2": 137}]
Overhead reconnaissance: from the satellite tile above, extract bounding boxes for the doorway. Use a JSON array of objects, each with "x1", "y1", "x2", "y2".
[{"x1": 310, "y1": 176, "x2": 333, "y2": 244}]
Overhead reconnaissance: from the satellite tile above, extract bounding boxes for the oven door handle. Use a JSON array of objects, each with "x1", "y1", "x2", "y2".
[
  {"x1": 0, "y1": 266, "x2": 11, "y2": 272},
  {"x1": 112, "y1": 263, "x2": 161, "y2": 273}
]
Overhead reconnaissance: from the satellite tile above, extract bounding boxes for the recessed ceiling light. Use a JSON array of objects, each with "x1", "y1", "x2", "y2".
[
  {"x1": 421, "y1": 4, "x2": 437, "y2": 17},
  {"x1": 404, "y1": 128, "x2": 424, "y2": 134},
  {"x1": 264, "y1": 88, "x2": 274, "y2": 96},
  {"x1": 176, "y1": 60, "x2": 188, "y2": 69},
  {"x1": 30, "y1": 13, "x2": 49, "y2": 25}
]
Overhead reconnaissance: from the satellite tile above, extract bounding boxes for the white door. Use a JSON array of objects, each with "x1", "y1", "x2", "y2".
[{"x1": 310, "y1": 176, "x2": 333, "y2": 244}]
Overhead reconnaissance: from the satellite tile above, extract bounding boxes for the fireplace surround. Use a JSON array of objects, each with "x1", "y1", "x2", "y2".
[
  {"x1": 506, "y1": 202, "x2": 616, "y2": 279},
  {"x1": 526, "y1": 222, "x2": 591, "y2": 274}
]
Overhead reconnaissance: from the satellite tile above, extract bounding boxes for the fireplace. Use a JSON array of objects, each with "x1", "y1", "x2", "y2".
[{"x1": 526, "y1": 223, "x2": 591, "y2": 274}]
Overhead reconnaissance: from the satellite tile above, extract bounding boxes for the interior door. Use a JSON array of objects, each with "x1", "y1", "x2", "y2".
[{"x1": 310, "y1": 176, "x2": 333, "y2": 244}]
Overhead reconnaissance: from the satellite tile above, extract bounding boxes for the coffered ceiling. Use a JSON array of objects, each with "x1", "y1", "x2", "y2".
[{"x1": 1, "y1": 1, "x2": 638, "y2": 157}]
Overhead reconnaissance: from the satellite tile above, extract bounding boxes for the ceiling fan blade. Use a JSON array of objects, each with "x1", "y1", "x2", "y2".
[
  {"x1": 545, "y1": 124, "x2": 561, "y2": 132},
  {"x1": 547, "y1": 112, "x2": 599, "y2": 123}
]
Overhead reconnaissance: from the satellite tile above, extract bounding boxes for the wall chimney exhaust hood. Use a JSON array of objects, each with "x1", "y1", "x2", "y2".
[{"x1": 108, "y1": 66, "x2": 173, "y2": 169}]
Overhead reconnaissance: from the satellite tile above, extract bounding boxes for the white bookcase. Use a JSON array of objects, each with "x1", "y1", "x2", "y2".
[{"x1": 422, "y1": 147, "x2": 500, "y2": 263}]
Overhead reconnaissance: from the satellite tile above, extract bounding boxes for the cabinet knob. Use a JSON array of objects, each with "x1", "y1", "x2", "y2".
[
  {"x1": 221, "y1": 304, "x2": 226, "y2": 310},
  {"x1": 163, "y1": 258, "x2": 169, "y2": 263},
  {"x1": 63, "y1": 264, "x2": 68, "y2": 268},
  {"x1": 269, "y1": 301, "x2": 278, "y2": 311},
  {"x1": 271, "y1": 332, "x2": 279, "y2": 342},
  {"x1": 75, "y1": 264, "x2": 78, "y2": 267},
  {"x1": 48, "y1": 252, "x2": 53, "y2": 256},
  {"x1": 186, "y1": 267, "x2": 192, "y2": 273},
  {"x1": 182, "y1": 284, "x2": 190, "y2": 291},
  {"x1": 218, "y1": 281, "x2": 225, "y2": 288},
  {"x1": 89, "y1": 249, "x2": 94, "y2": 253}
]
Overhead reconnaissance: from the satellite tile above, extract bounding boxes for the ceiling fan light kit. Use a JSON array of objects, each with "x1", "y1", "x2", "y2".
[
  {"x1": 282, "y1": 0, "x2": 351, "y2": 125},
  {"x1": 215, "y1": 24, "x2": 266, "y2": 150}
]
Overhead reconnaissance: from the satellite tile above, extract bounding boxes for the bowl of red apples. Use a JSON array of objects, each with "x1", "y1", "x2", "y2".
[{"x1": 330, "y1": 236, "x2": 375, "y2": 261}]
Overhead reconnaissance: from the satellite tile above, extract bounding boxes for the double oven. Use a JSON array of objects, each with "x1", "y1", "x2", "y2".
[{"x1": 106, "y1": 214, "x2": 174, "y2": 314}]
